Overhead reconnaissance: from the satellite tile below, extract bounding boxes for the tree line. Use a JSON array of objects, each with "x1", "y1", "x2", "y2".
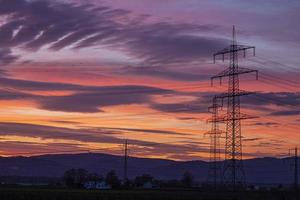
[{"x1": 62, "y1": 168, "x2": 195, "y2": 189}]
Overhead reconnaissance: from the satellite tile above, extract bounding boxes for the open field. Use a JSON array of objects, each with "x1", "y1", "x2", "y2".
[{"x1": 0, "y1": 187, "x2": 299, "y2": 200}]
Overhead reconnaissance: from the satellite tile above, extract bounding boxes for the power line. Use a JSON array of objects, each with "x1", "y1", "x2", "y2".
[
  {"x1": 249, "y1": 56, "x2": 300, "y2": 74},
  {"x1": 245, "y1": 112, "x2": 300, "y2": 131},
  {"x1": 249, "y1": 93, "x2": 300, "y2": 110},
  {"x1": 259, "y1": 75, "x2": 300, "y2": 91},
  {"x1": 256, "y1": 79, "x2": 299, "y2": 92},
  {"x1": 260, "y1": 72, "x2": 300, "y2": 86}
]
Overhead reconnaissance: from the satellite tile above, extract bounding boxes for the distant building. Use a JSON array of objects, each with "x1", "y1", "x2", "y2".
[{"x1": 84, "y1": 181, "x2": 111, "y2": 190}]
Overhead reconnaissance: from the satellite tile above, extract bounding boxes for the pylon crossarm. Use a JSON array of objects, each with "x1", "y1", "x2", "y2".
[
  {"x1": 235, "y1": 45, "x2": 255, "y2": 56},
  {"x1": 209, "y1": 113, "x2": 257, "y2": 123},
  {"x1": 207, "y1": 116, "x2": 226, "y2": 123},
  {"x1": 238, "y1": 67, "x2": 258, "y2": 80},
  {"x1": 215, "y1": 90, "x2": 255, "y2": 99},
  {"x1": 227, "y1": 113, "x2": 257, "y2": 121},
  {"x1": 213, "y1": 45, "x2": 255, "y2": 62},
  {"x1": 211, "y1": 68, "x2": 230, "y2": 85},
  {"x1": 211, "y1": 67, "x2": 258, "y2": 86},
  {"x1": 204, "y1": 130, "x2": 223, "y2": 136},
  {"x1": 207, "y1": 117, "x2": 226, "y2": 123}
]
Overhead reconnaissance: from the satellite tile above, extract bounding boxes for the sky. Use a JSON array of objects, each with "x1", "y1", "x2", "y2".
[{"x1": 0, "y1": 0, "x2": 299, "y2": 160}]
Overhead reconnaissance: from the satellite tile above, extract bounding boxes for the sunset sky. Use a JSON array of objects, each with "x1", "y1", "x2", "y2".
[{"x1": 0, "y1": 0, "x2": 299, "y2": 160}]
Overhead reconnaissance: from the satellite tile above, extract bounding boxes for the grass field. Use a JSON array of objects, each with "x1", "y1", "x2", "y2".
[{"x1": 0, "y1": 187, "x2": 299, "y2": 200}]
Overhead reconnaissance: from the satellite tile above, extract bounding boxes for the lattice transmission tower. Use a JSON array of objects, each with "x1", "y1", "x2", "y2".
[
  {"x1": 211, "y1": 26, "x2": 258, "y2": 188},
  {"x1": 206, "y1": 96, "x2": 223, "y2": 188},
  {"x1": 289, "y1": 146, "x2": 299, "y2": 191},
  {"x1": 293, "y1": 147, "x2": 299, "y2": 191}
]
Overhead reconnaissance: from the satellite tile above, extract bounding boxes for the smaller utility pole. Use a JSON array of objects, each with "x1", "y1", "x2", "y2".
[{"x1": 124, "y1": 139, "x2": 128, "y2": 184}]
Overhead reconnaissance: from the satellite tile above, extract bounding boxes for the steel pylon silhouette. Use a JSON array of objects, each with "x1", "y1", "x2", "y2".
[
  {"x1": 206, "y1": 96, "x2": 223, "y2": 188},
  {"x1": 211, "y1": 26, "x2": 258, "y2": 188},
  {"x1": 289, "y1": 146, "x2": 299, "y2": 191},
  {"x1": 293, "y1": 147, "x2": 298, "y2": 191}
]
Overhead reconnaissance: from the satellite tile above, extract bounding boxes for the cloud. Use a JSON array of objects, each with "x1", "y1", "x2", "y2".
[
  {"x1": 248, "y1": 92, "x2": 300, "y2": 116},
  {"x1": 2, "y1": 75, "x2": 299, "y2": 117},
  {"x1": 90, "y1": 127, "x2": 192, "y2": 136},
  {"x1": 131, "y1": 141, "x2": 210, "y2": 160},
  {"x1": 0, "y1": 76, "x2": 101, "y2": 91},
  {"x1": 0, "y1": 122, "x2": 121, "y2": 143},
  {"x1": 0, "y1": 122, "x2": 210, "y2": 157},
  {"x1": 49, "y1": 120, "x2": 82, "y2": 125},
  {"x1": 121, "y1": 66, "x2": 211, "y2": 81},
  {"x1": 247, "y1": 138, "x2": 288, "y2": 148},
  {"x1": 0, "y1": 0, "x2": 226, "y2": 66},
  {"x1": 150, "y1": 102, "x2": 207, "y2": 114},
  {"x1": 243, "y1": 137, "x2": 263, "y2": 142},
  {"x1": 149, "y1": 93, "x2": 213, "y2": 114},
  {"x1": 218, "y1": 92, "x2": 300, "y2": 117},
  {"x1": 0, "y1": 48, "x2": 18, "y2": 65},
  {"x1": 36, "y1": 85, "x2": 214, "y2": 114},
  {"x1": 249, "y1": 122, "x2": 279, "y2": 127},
  {"x1": 0, "y1": 0, "x2": 116, "y2": 49},
  {"x1": 0, "y1": 75, "x2": 210, "y2": 114},
  {"x1": 269, "y1": 110, "x2": 300, "y2": 116},
  {"x1": 245, "y1": 92, "x2": 300, "y2": 107},
  {"x1": 0, "y1": 88, "x2": 34, "y2": 100},
  {"x1": 243, "y1": 92, "x2": 300, "y2": 116},
  {"x1": 0, "y1": 140, "x2": 84, "y2": 155},
  {"x1": 38, "y1": 85, "x2": 174, "y2": 113},
  {"x1": 177, "y1": 117, "x2": 199, "y2": 121},
  {"x1": 0, "y1": 79, "x2": 175, "y2": 112},
  {"x1": 118, "y1": 23, "x2": 227, "y2": 65}
]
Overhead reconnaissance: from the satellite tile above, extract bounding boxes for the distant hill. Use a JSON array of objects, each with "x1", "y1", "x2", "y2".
[{"x1": 0, "y1": 153, "x2": 297, "y2": 184}]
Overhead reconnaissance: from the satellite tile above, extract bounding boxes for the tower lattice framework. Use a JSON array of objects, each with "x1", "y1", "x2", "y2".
[
  {"x1": 211, "y1": 26, "x2": 258, "y2": 187},
  {"x1": 207, "y1": 96, "x2": 223, "y2": 188}
]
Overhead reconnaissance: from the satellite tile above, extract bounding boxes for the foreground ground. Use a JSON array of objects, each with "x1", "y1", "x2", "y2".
[{"x1": 0, "y1": 187, "x2": 299, "y2": 200}]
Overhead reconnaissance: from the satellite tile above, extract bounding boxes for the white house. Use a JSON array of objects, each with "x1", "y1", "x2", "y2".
[
  {"x1": 84, "y1": 181, "x2": 111, "y2": 190},
  {"x1": 95, "y1": 181, "x2": 111, "y2": 189}
]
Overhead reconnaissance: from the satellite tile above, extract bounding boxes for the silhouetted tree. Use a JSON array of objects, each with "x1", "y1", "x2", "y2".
[
  {"x1": 62, "y1": 168, "x2": 88, "y2": 188},
  {"x1": 87, "y1": 173, "x2": 103, "y2": 182},
  {"x1": 105, "y1": 170, "x2": 120, "y2": 189},
  {"x1": 181, "y1": 171, "x2": 194, "y2": 187}
]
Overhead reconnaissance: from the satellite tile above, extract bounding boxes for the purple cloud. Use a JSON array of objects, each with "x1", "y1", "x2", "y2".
[
  {"x1": 0, "y1": 0, "x2": 227, "y2": 66},
  {"x1": 0, "y1": 48, "x2": 18, "y2": 65}
]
